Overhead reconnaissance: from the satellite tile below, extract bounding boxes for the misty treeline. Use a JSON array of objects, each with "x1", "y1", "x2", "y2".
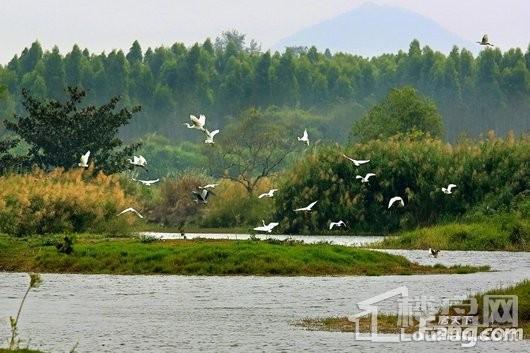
[{"x1": 0, "y1": 31, "x2": 529, "y2": 142}]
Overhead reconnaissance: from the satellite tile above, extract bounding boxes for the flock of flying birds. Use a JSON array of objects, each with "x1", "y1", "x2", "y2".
[
  {"x1": 78, "y1": 100, "x2": 458, "y2": 258},
  {"x1": 76, "y1": 34, "x2": 494, "y2": 257}
]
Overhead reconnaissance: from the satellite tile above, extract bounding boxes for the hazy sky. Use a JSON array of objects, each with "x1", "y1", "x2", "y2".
[{"x1": 1, "y1": 0, "x2": 528, "y2": 63}]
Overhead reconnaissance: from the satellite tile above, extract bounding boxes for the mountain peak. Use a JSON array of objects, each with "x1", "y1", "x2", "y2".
[{"x1": 274, "y1": 2, "x2": 474, "y2": 57}]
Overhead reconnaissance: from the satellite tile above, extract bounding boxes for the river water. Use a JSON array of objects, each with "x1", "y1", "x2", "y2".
[
  {"x1": 0, "y1": 236, "x2": 529, "y2": 352},
  {"x1": 140, "y1": 232, "x2": 386, "y2": 246}
]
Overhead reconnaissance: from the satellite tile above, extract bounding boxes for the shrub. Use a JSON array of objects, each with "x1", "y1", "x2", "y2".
[
  {"x1": 275, "y1": 133, "x2": 529, "y2": 233},
  {"x1": 0, "y1": 168, "x2": 139, "y2": 236},
  {"x1": 200, "y1": 178, "x2": 275, "y2": 228},
  {"x1": 148, "y1": 171, "x2": 209, "y2": 227}
]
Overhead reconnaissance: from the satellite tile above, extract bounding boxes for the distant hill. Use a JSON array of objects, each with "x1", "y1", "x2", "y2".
[{"x1": 274, "y1": 2, "x2": 475, "y2": 56}]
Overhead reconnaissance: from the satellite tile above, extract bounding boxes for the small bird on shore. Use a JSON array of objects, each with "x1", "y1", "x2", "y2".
[
  {"x1": 128, "y1": 155, "x2": 148, "y2": 171},
  {"x1": 428, "y1": 248, "x2": 440, "y2": 258},
  {"x1": 258, "y1": 189, "x2": 278, "y2": 199},
  {"x1": 329, "y1": 220, "x2": 346, "y2": 230},
  {"x1": 477, "y1": 34, "x2": 494, "y2": 47},
  {"x1": 356, "y1": 173, "x2": 376, "y2": 183},
  {"x1": 297, "y1": 129, "x2": 309, "y2": 146},
  {"x1": 192, "y1": 189, "x2": 214, "y2": 204},
  {"x1": 388, "y1": 196, "x2": 405, "y2": 209},
  {"x1": 294, "y1": 201, "x2": 318, "y2": 212},
  {"x1": 204, "y1": 129, "x2": 220, "y2": 144},
  {"x1": 78, "y1": 151, "x2": 90, "y2": 168},
  {"x1": 184, "y1": 114, "x2": 207, "y2": 131},
  {"x1": 118, "y1": 208, "x2": 144, "y2": 219},
  {"x1": 342, "y1": 154, "x2": 370, "y2": 167},
  {"x1": 253, "y1": 220, "x2": 279, "y2": 233},
  {"x1": 441, "y1": 184, "x2": 457, "y2": 194}
]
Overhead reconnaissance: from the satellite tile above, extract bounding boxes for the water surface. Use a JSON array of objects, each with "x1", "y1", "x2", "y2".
[
  {"x1": 141, "y1": 231, "x2": 386, "y2": 246},
  {"x1": 0, "y1": 250, "x2": 528, "y2": 352}
]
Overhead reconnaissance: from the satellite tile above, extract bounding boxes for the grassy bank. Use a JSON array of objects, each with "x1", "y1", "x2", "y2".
[
  {"x1": 0, "y1": 349, "x2": 44, "y2": 353},
  {"x1": 0, "y1": 235, "x2": 487, "y2": 276},
  {"x1": 137, "y1": 224, "x2": 251, "y2": 234},
  {"x1": 374, "y1": 218, "x2": 530, "y2": 251},
  {"x1": 296, "y1": 280, "x2": 530, "y2": 339}
]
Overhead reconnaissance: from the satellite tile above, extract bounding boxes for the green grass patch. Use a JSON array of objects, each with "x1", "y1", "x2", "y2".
[
  {"x1": 374, "y1": 217, "x2": 530, "y2": 251},
  {"x1": 0, "y1": 235, "x2": 487, "y2": 276}
]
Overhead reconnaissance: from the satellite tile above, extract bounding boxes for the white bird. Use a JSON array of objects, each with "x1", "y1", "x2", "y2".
[
  {"x1": 477, "y1": 34, "x2": 494, "y2": 47},
  {"x1": 78, "y1": 151, "x2": 90, "y2": 168},
  {"x1": 356, "y1": 173, "x2": 376, "y2": 183},
  {"x1": 428, "y1": 248, "x2": 440, "y2": 258},
  {"x1": 199, "y1": 183, "x2": 218, "y2": 190},
  {"x1": 258, "y1": 189, "x2": 278, "y2": 199},
  {"x1": 253, "y1": 220, "x2": 279, "y2": 233},
  {"x1": 118, "y1": 207, "x2": 144, "y2": 219},
  {"x1": 297, "y1": 129, "x2": 309, "y2": 146},
  {"x1": 192, "y1": 189, "x2": 214, "y2": 204},
  {"x1": 329, "y1": 220, "x2": 346, "y2": 230},
  {"x1": 128, "y1": 155, "x2": 148, "y2": 171},
  {"x1": 137, "y1": 179, "x2": 160, "y2": 186},
  {"x1": 294, "y1": 200, "x2": 318, "y2": 212},
  {"x1": 204, "y1": 129, "x2": 220, "y2": 144},
  {"x1": 342, "y1": 154, "x2": 370, "y2": 166},
  {"x1": 441, "y1": 184, "x2": 457, "y2": 194},
  {"x1": 184, "y1": 114, "x2": 207, "y2": 131},
  {"x1": 388, "y1": 196, "x2": 405, "y2": 209}
]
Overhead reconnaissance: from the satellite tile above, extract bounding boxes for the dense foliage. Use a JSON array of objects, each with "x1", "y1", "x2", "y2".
[
  {"x1": 351, "y1": 86, "x2": 443, "y2": 142},
  {"x1": 4, "y1": 87, "x2": 140, "y2": 174},
  {"x1": 274, "y1": 133, "x2": 530, "y2": 234},
  {"x1": 137, "y1": 133, "x2": 207, "y2": 177},
  {"x1": 0, "y1": 168, "x2": 138, "y2": 235},
  {"x1": 1, "y1": 35, "x2": 529, "y2": 142}
]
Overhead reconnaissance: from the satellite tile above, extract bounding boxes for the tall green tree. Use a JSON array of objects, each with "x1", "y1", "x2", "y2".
[
  {"x1": 126, "y1": 40, "x2": 143, "y2": 64},
  {"x1": 5, "y1": 87, "x2": 141, "y2": 173},
  {"x1": 43, "y1": 46, "x2": 65, "y2": 100},
  {"x1": 351, "y1": 86, "x2": 444, "y2": 142},
  {"x1": 65, "y1": 44, "x2": 84, "y2": 87}
]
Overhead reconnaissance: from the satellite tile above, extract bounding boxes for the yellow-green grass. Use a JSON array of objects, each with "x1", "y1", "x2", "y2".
[
  {"x1": 296, "y1": 280, "x2": 529, "y2": 338},
  {"x1": 0, "y1": 235, "x2": 487, "y2": 276},
  {"x1": 0, "y1": 349, "x2": 44, "y2": 353},
  {"x1": 374, "y1": 220, "x2": 530, "y2": 251}
]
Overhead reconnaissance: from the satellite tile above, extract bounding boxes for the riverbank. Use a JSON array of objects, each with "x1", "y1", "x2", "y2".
[
  {"x1": 296, "y1": 280, "x2": 530, "y2": 339},
  {"x1": 373, "y1": 219, "x2": 530, "y2": 251},
  {"x1": 0, "y1": 235, "x2": 487, "y2": 276}
]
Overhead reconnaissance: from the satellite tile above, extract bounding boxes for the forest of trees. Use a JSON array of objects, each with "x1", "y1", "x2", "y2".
[{"x1": 1, "y1": 32, "x2": 529, "y2": 143}]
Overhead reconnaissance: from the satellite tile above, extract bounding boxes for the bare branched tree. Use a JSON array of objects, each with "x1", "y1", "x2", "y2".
[{"x1": 205, "y1": 108, "x2": 298, "y2": 194}]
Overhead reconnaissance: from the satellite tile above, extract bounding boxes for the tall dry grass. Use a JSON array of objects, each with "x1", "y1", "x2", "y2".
[{"x1": 0, "y1": 168, "x2": 139, "y2": 236}]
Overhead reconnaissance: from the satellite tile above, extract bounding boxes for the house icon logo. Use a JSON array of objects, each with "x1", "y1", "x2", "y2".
[{"x1": 347, "y1": 286, "x2": 409, "y2": 342}]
